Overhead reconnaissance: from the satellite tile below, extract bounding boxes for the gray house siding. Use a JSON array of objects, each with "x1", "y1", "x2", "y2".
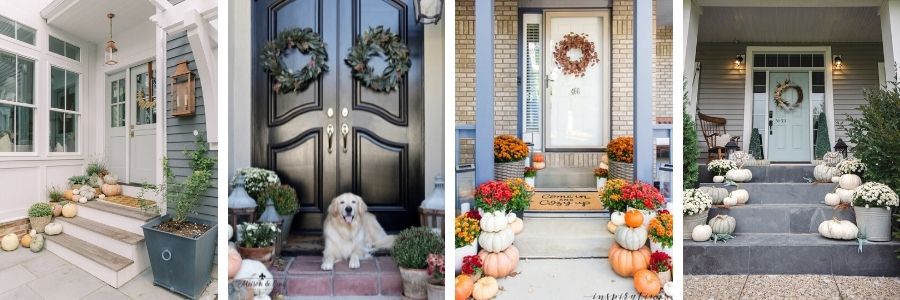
[
  {"x1": 694, "y1": 42, "x2": 883, "y2": 159},
  {"x1": 166, "y1": 31, "x2": 217, "y2": 221}
]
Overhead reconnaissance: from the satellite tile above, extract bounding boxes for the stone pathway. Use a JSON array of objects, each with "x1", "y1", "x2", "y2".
[
  {"x1": 0, "y1": 247, "x2": 217, "y2": 299},
  {"x1": 684, "y1": 275, "x2": 900, "y2": 299},
  {"x1": 269, "y1": 256, "x2": 404, "y2": 298}
]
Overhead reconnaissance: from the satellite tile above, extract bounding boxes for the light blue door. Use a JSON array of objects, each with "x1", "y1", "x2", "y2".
[{"x1": 768, "y1": 72, "x2": 811, "y2": 162}]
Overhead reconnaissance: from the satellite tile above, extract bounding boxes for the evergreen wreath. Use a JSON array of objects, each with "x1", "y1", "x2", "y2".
[
  {"x1": 553, "y1": 32, "x2": 600, "y2": 77},
  {"x1": 260, "y1": 27, "x2": 329, "y2": 94},
  {"x1": 345, "y1": 26, "x2": 411, "y2": 93},
  {"x1": 773, "y1": 79, "x2": 804, "y2": 111}
]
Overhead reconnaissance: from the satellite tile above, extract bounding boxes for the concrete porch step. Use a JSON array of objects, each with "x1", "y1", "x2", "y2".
[
  {"x1": 44, "y1": 233, "x2": 146, "y2": 288},
  {"x1": 54, "y1": 216, "x2": 149, "y2": 261},
  {"x1": 699, "y1": 182, "x2": 837, "y2": 204},
  {"x1": 514, "y1": 217, "x2": 613, "y2": 258},
  {"x1": 268, "y1": 256, "x2": 402, "y2": 298},
  {"x1": 699, "y1": 165, "x2": 815, "y2": 183},
  {"x1": 684, "y1": 233, "x2": 900, "y2": 276},
  {"x1": 493, "y1": 258, "x2": 636, "y2": 299},
  {"x1": 78, "y1": 201, "x2": 158, "y2": 236},
  {"x1": 708, "y1": 204, "x2": 854, "y2": 234},
  {"x1": 534, "y1": 166, "x2": 596, "y2": 189}
]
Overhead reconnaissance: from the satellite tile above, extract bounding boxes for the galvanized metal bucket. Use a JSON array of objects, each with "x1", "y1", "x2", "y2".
[{"x1": 142, "y1": 215, "x2": 217, "y2": 299}]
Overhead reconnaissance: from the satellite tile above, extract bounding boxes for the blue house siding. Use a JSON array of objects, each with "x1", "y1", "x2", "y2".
[{"x1": 165, "y1": 31, "x2": 217, "y2": 221}]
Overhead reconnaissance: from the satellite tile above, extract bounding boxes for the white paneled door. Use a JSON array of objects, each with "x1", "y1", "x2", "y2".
[
  {"x1": 544, "y1": 11, "x2": 609, "y2": 150},
  {"x1": 106, "y1": 62, "x2": 157, "y2": 185},
  {"x1": 106, "y1": 72, "x2": 127, "y2": 179}
]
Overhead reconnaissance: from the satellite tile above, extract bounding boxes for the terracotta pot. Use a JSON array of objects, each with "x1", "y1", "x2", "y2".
[
  {"x1": 237, "y1": 246, "x2": 274, "y2": 267},
  {"x1": 426, "y1": 282, "x2": 444, "y2": 300},
  {"x1": 399, "y1": 267, "x2": 429, "y2": 299}
]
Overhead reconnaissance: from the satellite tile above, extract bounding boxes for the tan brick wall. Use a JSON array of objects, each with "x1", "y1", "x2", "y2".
[
  {"x1": 456, "y1": 1, "x2": 475, "y2": 164},
  {"x1": 0, "y1": 218, "x2": 28, "y2": 238},
  {"x1": 654, "y1": 26, "x2": 673, "y2": 119},
  {"x1": 610, "y1": 0, "x2": 635, "y2": 137}
]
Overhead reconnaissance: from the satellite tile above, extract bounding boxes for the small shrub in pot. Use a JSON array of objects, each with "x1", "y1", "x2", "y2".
[{"x1": 393, "y1": 227, "x2": 444, "y2": 299}]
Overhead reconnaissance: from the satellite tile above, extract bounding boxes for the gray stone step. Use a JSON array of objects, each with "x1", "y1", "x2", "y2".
[
  {"x1": 514, "y1": 217, "x2": 613, "y2": 258},
  {"x1": 684, "y1": 233, "x2": 900, "y2": 276},
  {"x1": 699, "y1": 165, "x2": 814, "y2": 183},
  {"x1": 533, "y1": 166, "x2": 596, "y2": 189},
  {"x1": 707, "y1": 204, "x2": 854, "y2": 234},
  {"x1": 699, "y1": 183, "x2": 837, "y2": 204}
]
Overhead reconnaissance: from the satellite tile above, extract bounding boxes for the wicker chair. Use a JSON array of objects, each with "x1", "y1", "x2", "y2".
[{"x1": 697, "y1": 112, "x2": 727, "y2": 161}]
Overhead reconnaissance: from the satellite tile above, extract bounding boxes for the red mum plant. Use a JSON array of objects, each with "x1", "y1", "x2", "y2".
[
  {"x1": 649, "y1": 251, "x2": 672, "y2": 273},
  {"x1": 464, "y1": 209, "x2": 481, "y2": 220},
  {"x1": 474, "y1": 180, "x2": 513, "y2": 213},
  {"x1": 461, "y1": 255, "x2": 483, "y2": 277},
  {"x1": 622, "y1": 181, "x2": 665, "y2": 211}
]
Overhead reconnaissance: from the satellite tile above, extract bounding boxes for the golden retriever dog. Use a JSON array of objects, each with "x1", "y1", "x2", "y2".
[{"x1": 321, "y1": 193, "x2": 395, "y2": 270}]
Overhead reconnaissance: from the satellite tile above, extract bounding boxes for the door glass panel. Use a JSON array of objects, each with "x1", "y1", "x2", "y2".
[
  {"x1": 0, "y1": 52, "x2": 14, "y2": 101},
  {"x1": 110, "y1": 78, "x2": 125, "y2": 127},
  {"x1": 50, "y1": 111, "x2": 77, "y2": 152},
  {"x1": 131, "y1": 64, "x2": 156, "y2": 125}
]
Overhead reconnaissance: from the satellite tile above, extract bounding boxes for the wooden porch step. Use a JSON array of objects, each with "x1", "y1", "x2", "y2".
[
  {"x1": 44, "y1": 233, "x2": 133, "y2": 271},
  {"x1": 81, "y1": 201, "x2": 158, "y2": 222},
  {"x1": 55, "y1": 216, "x2": 144, "y2": 245}
]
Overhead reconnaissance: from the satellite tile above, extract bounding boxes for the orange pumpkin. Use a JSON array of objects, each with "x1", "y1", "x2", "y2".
[
  {"x1": 608, "y1": 243, "x2": 651, "y2": 277},
  {"x1": 455, "y1": 274, "x2": 474, "y2": 300},
  {"x1": 228, "y1": 246, "x2": 242, "y2": 279},
  {"x1": 478, "y1": 245, "x2": 520, "y2": 278},
  {"x1": 533, "y1": 153, "x2": 545, "y2": 162},
  {"x1": 633, "y1": 269, "x2": 661, "y2": 297},
  {"x1": 624, "y1": 210, "x2": 643, "y2": 228},
  {"x1": 63, "y1": 189, "x2": 74, "y2": 201}
]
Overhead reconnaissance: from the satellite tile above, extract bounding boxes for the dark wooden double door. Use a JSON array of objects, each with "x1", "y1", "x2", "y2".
[{"x1": 252, "y1": 0, "x2": 424, "y2": 234}]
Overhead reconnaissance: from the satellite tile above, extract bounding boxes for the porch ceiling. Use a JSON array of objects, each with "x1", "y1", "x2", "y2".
[
  {"x1": 41, "y1": 0, "x2": 155, "y2": 44},
  {"x1": 698, "y1": 7, "x2": 882, "y2": 43}
]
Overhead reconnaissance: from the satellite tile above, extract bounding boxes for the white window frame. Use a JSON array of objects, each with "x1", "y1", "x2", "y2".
[
  {"x1": 742, "y1": 46, "x2": 834, "y2": 162},
  {"x1": 47, "y1": 64, "x2": 81, "y2": 155},
  {"x1": 0, "y1": 14, "x2": 37, "y2": 47},
  {"x1": 48, "y1": 35, "x2": 81, "y2": 62},
  {"x1": 0, "y1": 49, "x2": 37, "y2": 156}
]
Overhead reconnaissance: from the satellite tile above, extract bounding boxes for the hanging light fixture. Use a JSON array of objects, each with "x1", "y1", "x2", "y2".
[
  {"x1": 414, "y1": 0, "x2": 443, "y2": 24},
  {"x1": 105, "y1": 13, "x2": 118, "y2": 65}
]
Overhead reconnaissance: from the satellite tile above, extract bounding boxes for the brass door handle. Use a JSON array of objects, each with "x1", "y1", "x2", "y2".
[
  {"x1": 129, "y1": 130, "x2": 134, "y2": 138},
  {"x1": 341, "y1": 123, "x2": 350, "y2": 153},
  {"x1": 326, "y1": 124, "x2": 335, "y2": 153}
]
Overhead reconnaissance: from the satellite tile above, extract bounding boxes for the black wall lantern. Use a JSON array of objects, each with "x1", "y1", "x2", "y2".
[
  {"x1": 725, "y1": 139, "x2": 740, "y2": 158},
  {"x1": 834, "y1": 138, "x2": 849, "y2": 158},
  {"x1": 414, "y1": 0, "x2": 443, "y2": 24},
  {"x1": 832, "y1": 55, "x2": 844, "y2": 70}
]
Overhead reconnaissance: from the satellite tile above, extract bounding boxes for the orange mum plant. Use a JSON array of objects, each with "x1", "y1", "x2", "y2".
[
  {"x1": 648, "y1": 210, "x2": 673, "y2": 248},
  {"x1": 599, "y1": 178, "x2": 629, "y2": 212},
  {"x1": 607, "y1": 136, "x2": 634, "y2": 163},
  {"x1": 494, "y1": 135, "x2": 529, "y2": 163}
]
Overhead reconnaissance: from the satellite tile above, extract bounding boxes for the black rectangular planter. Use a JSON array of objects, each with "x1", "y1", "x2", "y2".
[{"x1": 142, "y1": 215, "x2": 217, "y2": 299}]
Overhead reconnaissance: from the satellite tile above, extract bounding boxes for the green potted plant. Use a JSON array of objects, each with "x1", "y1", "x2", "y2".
[
  {"x1": 393, "y1": 226, "x2": 444, "y2": 300},
  {"x1": 425, "y1": 253, "x2": 444, "y2": 300},
  {"x1": 852, "y1": 182, "x2": 899, "y2": 242},
  {"x1": 237, "y1": 222, "x2": 280, "y2": 266},
  {"x1": 67, "y1": 175, "x2": 89, "y2": 189},
  {"x1": 140, "y1": 134, "x2": 217, "y2": 299},
  {"x1": 505, "y1": 178, "x2": 532, "y2": 218},
  {"x1": 594, "y1": 167, "x2": 608, "y2": 190},
  {"x1": 47, "y1": 186, "x2": 64, "y2": 203},
  {"x1": 257, "y1": 184, "x2": 298, "y2": 239},
  {"x1": 523, "y1": 167, "x2": 537, "y2": 187},
  {"x1": 28, "y1": 203, "x2": 53, "y2": 233}
]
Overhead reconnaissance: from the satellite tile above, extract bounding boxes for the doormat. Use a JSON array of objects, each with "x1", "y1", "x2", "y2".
[
  {"x1": 103, "y1": 195, "x2": 157, "y2": 210},
  {"x1": 529, "y1": 191, "x2": 602, "y2": 211}
]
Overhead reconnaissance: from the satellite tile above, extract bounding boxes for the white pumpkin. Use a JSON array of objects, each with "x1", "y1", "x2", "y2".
[
  {"x1": 98, "y1": 194, "x2": 106, "y2": 199},
  {"x1": 509, "y1": 218, "x2": 524, "y2": 235},
  {"x1": 614, "y1": 226, "x2": 648, "y2": 250},
  {"x1": 814, "y1": 164, "x2": 839, "y2": 182},
  {"x1": 73, "y1": 189, "x2": 80, "y2": 195},
  {"x1": 712, "y1": 175, "x2": 725, "y2": 183},
  {"x1": 839, "y1": 174, "x2": 862, "y2": 190},
  {"x1": 818, "y1": 219, "x2": 858, "y2": 240},
  {"x1": 822, "y1": 151, "x2": 843, "y2": 167},
  {"x1": 78, "y1": 197, "x2": 87, "y2": 203},
  {"x1": 722, "y1": 196, "x2": 737, "y2": 206},
  {"x1": 611, "y1": 211, "x2": 626, "y2": 226},
  {"x1": 835, "y1": 188, "x2": 855, "y2": 204},
  {"x1": 235, "y1": 259, "x2": 274, "y2": 298},
  {"x1": 708, "y1": 215, "x2": 736, "y2": 235},
  {"x1": 478, "y1": 228, "x2": 514, "y2": 252},
  {"x1": 44, "y1": 223, "x2": 63, "y2": 235},
  {"x1": 691, "y1": 225, "x2": 713, "y2": 242},
  {"x1": 607, "y1": 222, "x2": 618, "y2": 234},
  {"x1": 699, "y1": 186, "x2": 729, "y2": 205},
  {"x1": 78, "y1": 185, "x2": 95, "y2": 200},
  {"x1": 831, "y1": 176, "x2": 841, "y2": 183},
  {"x1": 479, "y1": 211, "x2": 508, "y2": 232},
  {"x1": 505, "y1": 213, "x2": 518, "y2": 224},
  {"x1": 1, "y1": 233, "x2": 18, "y2": 251},
  {"x1": 730, "y1": 189, "x2": 749, "y2": 204},
  {"x1": 725, "y1": 169, "x2": 753, "y2": 182},
  {"x1": 62, "y1": 203, "x2": 77, "y2": 218},
  {"x1": 824, "y1": 193, "x2": 840, "y2": 206}
]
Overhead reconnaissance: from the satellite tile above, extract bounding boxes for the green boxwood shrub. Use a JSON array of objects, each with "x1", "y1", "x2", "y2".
[
  {"x1": 28, "y1": 203, "x2": 53, "y2": 218},
  {"x1": 257, "y1": 184, "x2": 299, "y2": 215},
  {"x1": 843, "y1": 82, "x2": 900, "y2": 191},
  {"x1": 683, "y1": 87, "x2": 699, "y2": 190},
  {"x1": 392, "y1": 227, "x2": 444, "y2": 269}
]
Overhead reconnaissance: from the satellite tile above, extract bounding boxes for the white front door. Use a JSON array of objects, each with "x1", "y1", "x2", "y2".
[
  {"x1": 128, "y1": 63, "x2": 157, "y2": 184},
  {"x1": 768, "y1": 72, "x2": 811, "y2": 162},
  {"x1": 106, "y1": 72, "x2": 127, "y2": 179},
  {"x1": 543, "y1": 11, "x2": 610, "y2": 150}
]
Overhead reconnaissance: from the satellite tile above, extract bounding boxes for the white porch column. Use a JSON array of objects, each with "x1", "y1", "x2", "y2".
[
  {"x1": 634, "y1": 0, "x2": 653, "y2": 182},
  {"x1": 683, "y1": 0, "x2": 700, "y2": 117},
  {"x1": 881, "y1": 0, "x2": 900, "y2": 80}
]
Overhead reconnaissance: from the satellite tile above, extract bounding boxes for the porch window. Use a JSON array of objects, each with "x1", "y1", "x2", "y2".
[
  {"x1": 522, "y1": 14, "x2": 542, "y2": 148},
  {"x1": 49, "y1": 36, "x2": 80, "y2": 62},
  {"x1": 0, "y1": 15, "x2": 36, "y2": 45},
  {"x1": 0, "y1": 50, "x2": 34, "y2": 152},
  {"x1": 50, "y1": 66, "x2": 79, "y2": 152}
]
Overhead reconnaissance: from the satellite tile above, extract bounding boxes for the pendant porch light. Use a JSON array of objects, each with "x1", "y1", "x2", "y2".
[{"x1": 105, "y1": 13, "x2": 118, "y2": 65}]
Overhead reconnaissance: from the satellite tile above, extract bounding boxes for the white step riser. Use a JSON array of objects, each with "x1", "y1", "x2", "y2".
[
  {"x1": 55, "y1": 220, "x2": 142, "y2": 260},
  {"x1": 76, "y1": 207, "x2": 147, "y2": 236},
  {"x1": 45, "y1": 239, "x2": 148, "y2": 288},
  {"x1": 121, "y1": 185, "x2": 162, "y2": 202}
]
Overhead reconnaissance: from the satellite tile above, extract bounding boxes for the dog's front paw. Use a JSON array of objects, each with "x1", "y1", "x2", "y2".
[
  {"x1": 349, "y1": 256, "x2": 361, "y2": 269},
  {"x1": 321, "y1": 261, "x2": 334, "y2": 271}
]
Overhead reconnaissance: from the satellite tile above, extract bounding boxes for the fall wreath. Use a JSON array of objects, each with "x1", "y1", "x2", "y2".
[
  {"x1": 261, "y1": 27, "x2": 329, "y2": 94},
  {"x1": 345, "y1": 26, "x2": 410, "y2": 93},
  {"x1": 773, "y1": 79, "x2": 804, "y2": 110},
  {"x1": 553, "y1": 32, "x2": 600, "y2": 77}
]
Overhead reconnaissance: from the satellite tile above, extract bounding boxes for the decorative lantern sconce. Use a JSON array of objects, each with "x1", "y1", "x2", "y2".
[
  {"x1": 419, "y1": 175, "x2": 445, "y2": 236},
  {"x1": 832, "y1": 55, "x2": 844, "y2": 70},
  {"x1": 414, "y1": 0, "x2": 443, "y2": 24},
  {"x1": 228, "y1": 175, "x2": 258, "y2": 241},
  {"x1": 724, "y1": 139, "x2": 740, "y2": 158},
  {"x1": 834, "y1": 138, "x2": 849, "y2": 158},
  {"x1": 733, "y1": 55, "x2": 745, "y2": 69},
  {"x1": 171, "y1": 61, "x2": 196, "y2": 116},
  {"x1": 105, "y1": 13, "x2": 118, "y2": 65}
]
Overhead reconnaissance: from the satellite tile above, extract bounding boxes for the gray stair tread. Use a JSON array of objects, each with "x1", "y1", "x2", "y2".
[
  {"x1": 81, "y1": 201, "x2": 158, "y2": 221},
  {"x1": 685, "y1": 233, "x2": 900, "y2": 247},
  {"x1": 55, "y1": 216, "x2": 144, "y2": 244},
  {"x1": 515, "y1": 217, "x2": 613, "y2": 258},
  {"x1": 534, "y1": 166, "x2": 596, "y2": 189},
  {"x1": 45, "y1": 233, "x2": 134, "y2": 271}
]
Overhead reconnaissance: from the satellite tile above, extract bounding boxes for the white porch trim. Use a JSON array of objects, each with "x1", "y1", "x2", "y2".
[
  {"x1": 683, "y1": 0, "x2": 701, "y2": 117},
  {"x1": 695, "y1": 0, "x2": 881, "y2": 8},
  {"x1": 742, "y1": 46, "x2": 834, "y2": 161},
  {"x1": 880, "y1": 0, "x2": 900, "y2": 80}
]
